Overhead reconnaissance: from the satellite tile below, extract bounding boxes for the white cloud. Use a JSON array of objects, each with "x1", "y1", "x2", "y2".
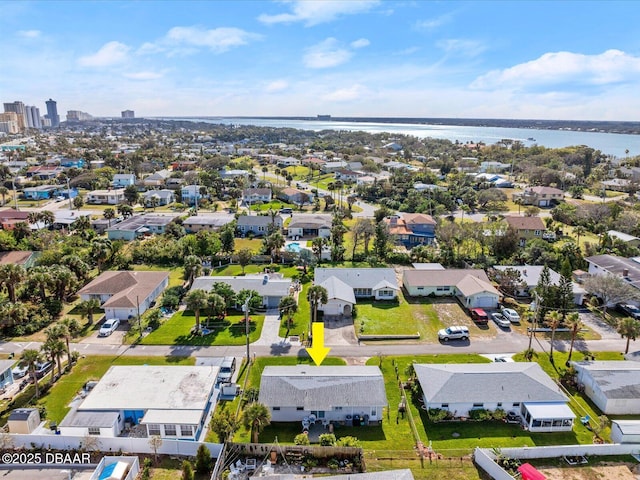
[
  {"x1": 17, "y1": 30, "x2": 41, "y2": 38},
  {"x1": 258, "y1": 0, "x2": 379, "y2": 27},
  {"x1": 472, "y1": 49, "x2": 640, "y2": 90},
  {"x1": 124, "y1": 71, "x2": 164, "y2": 80},
  {"x1": 303, "y1": 38, "x2": 352, "y2": 69},
  {"x1": 323, "y1": 84, "x2": 368, "y2": 102},
  {"x1": 265, "y1": 80, "x2": 289, "y2": 93},
  {"x1": 415, "y1": 12, "x2": 455, "y2": 30},
  {"x1": 78, "y1": 41, "x2": 130, "y2": 67},
  {"x1": 437, "y1": 39, "x2": 486, "y2": 57},
  {"x1": 141, "y1": 26, "x2": 262, "y2": 55},
  {"x1": 351, "y1": 38, "x2": 370, "y2": 49}
]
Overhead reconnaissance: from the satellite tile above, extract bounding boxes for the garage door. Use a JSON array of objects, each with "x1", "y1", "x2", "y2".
[{"x1": 474, "y1": 296, "x2": 496, "y2": 308}]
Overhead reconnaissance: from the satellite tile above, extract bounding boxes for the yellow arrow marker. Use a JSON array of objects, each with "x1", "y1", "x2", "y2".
[{"x1": 306, "y1": 322, "x2": 331, "y2": 366}]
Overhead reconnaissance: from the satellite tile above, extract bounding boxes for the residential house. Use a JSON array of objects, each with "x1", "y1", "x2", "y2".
[
  {"x1": 277, "y1": 156, "x2": 301, "y2": 167},
  {"x1": 607, "y1": 230, "x2": 640, "y2": 248},
  {"x1": 334, "y1": 169, "x2": 361, "y2": 182},
  {"x1": 181, "y1": 185, "x2": 208, "y2": 206},
  {"x1": 259, "y1": 366, "x2": 387, "y2": 424},
  {"x1": 237, "y1": 214, "x2": 283, "y2": 236},
  {"x1": 384, "y1": 214, "x2": 436, "y2": 248},
  {"x1": 479, "y1": 161, "x2": 511, "y2": 172},
  {"x1": 59, "y1": 365, "x2": 219, "y2": 441},
  {"x1": 512, "y1": 186, "x2": 564, "y2": 207},
  {"x1": 242, "y1": 188, "x2": 272, "y2": 205},
  {"x1": 52, "y1": 210, "x2": 93, "y2": 230},
  {"x1": 220, "y1": 169, "x2": 249, "y2": 179},
  {"x1": 314, "y1": 268, "x2": 400, "y2": 316},
  {"x1": 585, "y1": 254, "x2": 640, "y2": 291},
  {"x1": 23, "y1": 185, "x2": 58, "y2": 200},
  {"x1": 25, "y1": 165, "x2": 63, "y2": 180},
  {"x1": 573, "y1": 361, "x2": 640, "y2": 414},
  {"x1": 0, "y1": 251, "x2": 38, "y2": 268},
  {"x1": 165, "y1": 177, "x2": 185, "y2": 189},
  {"x1": 0, "y1": 360, "x2": 14, "y2": 389},
  {"x1": 143, "y1": 189, "x2": 175, "y2": 206},
  {"x1": 86, "y1": 189, "x2": 126, "y2": 205},
  {"x1": 503, "y1": 215, "x2": 546, "y2": 247},
  {"x1": 77, "y1": 270, "x2": 169, "y2": 320},
  {"x1": 492, "y1": 265, "x2": 586, "y2": 305},
  {"x1": 322, "y1": 161, "x2": 349, "y2": 173},
  {"x1": 112, "y1": 173, "x2": 136, "y2": 188},
  {"x1": 171, "y1": 160, "x2": 197, "y2": 171},
  {"x1": 403, "y1": 268, "x2": 500, "y2": 309},
  {"x1": 191, "y1": 273, "x2": 293, "y2": 309},
  {"x1": 287, "y1": 214, "x2": 332, "y2": 239},
  {"x1": 142, "y1": 169, "x2": 170, "y2": 187},
  {"x1": 59, "y1": 157, "x2": 85, "y2": 168},
  {"x1": 383, "y1": 142, "x2": 402, "y2": 151},
  {"x1": 611, "y1": 421, "x2": 640, "y2": 444},
  {"x1": 277, "y1": 187, "x2": 313, "y2": 206},
  {"x1": 106, "y1": 214, "x2": 179, "y2": 240},
  {"x1": 602, "y1": 178, "x2": 631, "y2": 192},
  {"x1": 414, "y1": 363, "x2": 574, "y2": 432},
  {"x1": 0, "y1": 210, "x2": 29, "y2": 230},
  {"x1": 183, "y1": 213, "x2": 235, "y2": 233}
]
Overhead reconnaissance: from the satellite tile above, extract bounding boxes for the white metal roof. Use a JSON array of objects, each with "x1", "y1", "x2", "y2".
[{"x1": 523, "y1": 402, "x2": 575, "y2": 419}]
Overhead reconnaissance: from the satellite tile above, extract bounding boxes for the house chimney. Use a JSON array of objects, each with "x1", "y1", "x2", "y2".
[{"x1": 623, "y1": 269, "x2": 629, "y2": 277}]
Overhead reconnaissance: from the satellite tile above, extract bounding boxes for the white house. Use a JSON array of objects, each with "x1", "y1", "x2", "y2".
[
  {"x1": 86, "y1": 189, "x2": 126, "y2": 205},
  {"x1": 403, "y1": 268, "x2": 500, "y2": 309},
  {"x1": 414, "y1": 363, "x2": 574, "y2": 433},
  {"x1": 259, "y1": 366, "x2": 387, "y2": 425},
  {"x1": 191, "y1": 273, "x2": 293, "y2": 309},
  {"x1": 611, "y1": 420, "x2": 640, "y2": 444},
  {"x1": 572, "y1": 361, "x2": 640, "y2": 414},
  {"x1": 287, "y1": 214, "x2": 332, "y2": 239},
  {"x1": 181, "y1": 185, "x2": 208, "y2": 206},
  {"x1": 143, "y1": 189, "x2": 175, "y2": 206},
  {"x1": 77, "y1": 271, "x2": 169, "y2": 320},
  {"x1": 314, "y1": 268, "x2": 400, "y2": 316},
  {"x1": 585, "y1": 254, "x2": 640, "y2": 291},
  {"x1": 242, "y1": 188, "x2": 272, "y2": 205},
  {"x1": 59, "y1": 365, "x2": 219, "y2": 441},
  {"x1": 492, "y1": 265, "x2": 586, "y2": 305}
]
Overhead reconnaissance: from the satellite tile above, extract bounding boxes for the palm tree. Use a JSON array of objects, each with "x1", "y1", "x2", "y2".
[
  {"x1": 40, "y1": 210, "x2": 55, "y2": 229},
  {"x1": 573, "y1": 225, "x2": 586, "y2": 248},
  {"x1": 60, "y1": 317, "x2": 81, "y2": 367},
  {"x1": 311, "y1": 237, "x2": 327, "y2": 263},
  {"x1": 149, "y1": 194, "x2": 160, "y2": 211},
  {"x1": 0, "y1": 264, "x2": 25, "y2": 302},
  {"x1": 206, "y1": 292, "x2": 225, "y2": 323},
  {"x1": 78, "y1": 298, "x2": 101, "y2": 325},
  {"x1": 61, "y1": 254, "x2": 90, "y2": 282},
  {"x1": 20, "y1": 349, "x2": 43, "y2": 398},
  {"x1": 242, "y1": 402, "x2": 271, "y2": 443},
  {"x1": 545, "y1": 310, "x2": 563, "y2": 361},
  {"x1": 49, "y1": 265, "x2": 75, "y2": 302},
  {"x1": 0, "y1": 186, "x2": 8, "y2": 206},
  {"x1": 28, "y1": 266, "x2": 51, "y2": 302},
  {"x1": 91, "y1": 237, "x2": 113, "y2": 271},
  {"x1": 278, "y1": 295, "x2": 298, "y2": 330},
  {"x1": 264, "y1": 231, "x2": 285, "y2": 263},
  {"x1": 183, "y1": 255, "x2": 202, "y2": 288},
  {"x1": 306, "y1": 285, "x2": 328, "y2": 332},
  {"x1": 44, "y1": 326, "x2": 67, "y2": 378},
  {"x1": 42, "y1": 336, "x2": 65, "y2": 384},
  {"x1": 71, "y1": 215, "x2": 91, "y2": 232},
  {"x1": 565, "y1": 312, "x2": 583, "y2": 364},
  {"x1": 185, "y1": 289, "x2": 208, "y2": 332},
  {"x1": 103, "y1": 207, "x2": 115, "y2": 227},
  {"x1": 618, "y1": 317, "x2": 640, "y2": 354}
]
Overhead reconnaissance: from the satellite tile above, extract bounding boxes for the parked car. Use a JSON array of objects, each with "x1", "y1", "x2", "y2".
[
  {"x1": 55, "y1": 195, "x2": 65, "y2": 202},
  {"x1": 98, "y1": 318, "x2": 120, "y2": 337},
  {"x1": 438, "y1": 326, "x2": 470, "y2": 342},
  {"x1": 279, "y1": 208, "x2": 293, "y2": 214},
  {"x1": 617, "y1": 303, "x2": 640, "y2": 320},
  {"x1": 11, "y1": 364, "x2": 28, "y2": 379},
  {"x1": 469, "y1": 308, "x2": 489, "y2": 324},
  {"x1": 34, "y1": 361, "x2": 53, "y2": 379},
  {"x1": 218, "y1": 357, "x2": 237, "y2": 383},
  {"x1": 491, "y1": 312, "x2": 511, "y2": 329},
  {"x1": 501, "y1": 307, "x2": 521, "y2": 323}
]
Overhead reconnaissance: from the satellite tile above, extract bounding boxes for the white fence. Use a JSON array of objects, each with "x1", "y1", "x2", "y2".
[
  {"x1": 6, "y1": 433, "x2": 222, "y2": 458},
  {"x1": 475, "y1": 444, "x2": 640, "y2": 480}
]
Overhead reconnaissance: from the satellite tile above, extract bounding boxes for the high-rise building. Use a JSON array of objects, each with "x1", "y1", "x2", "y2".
[
  {"x1": 121, "y1": 110, "x2": 135, "y2": 119},
  {"x1": 45, "y1": 98, "x2": 60, "y2": 127},
  {"x1": 66, "y1": 110, "x2": 93, "y2": 122},
  {"x1": 3, "y1": 101, "x2": 27, "y2": 131},
  {"x1": 0, "y1": 112, "x2": 19, "y2": 134},
  {"x1": 25, "y1": 106, "x2": 42, "y2": 129}
]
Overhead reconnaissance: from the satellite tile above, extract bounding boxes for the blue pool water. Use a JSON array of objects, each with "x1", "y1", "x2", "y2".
[{"x1": 286, "y1": 242, "x2": 302, "y2": 252}]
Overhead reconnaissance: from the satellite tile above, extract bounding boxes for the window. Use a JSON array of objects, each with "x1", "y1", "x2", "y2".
[
  {"x1": 473, "y1": 403, "x2": 483, "y2": 408},
  {"x1": 441, "y1": 404, "x2": 449, "y2": 409},
  {"x1": 296, "y1": 407, "x2": 304, "y2": 411},
  {"x1": 88, "y1": 427, "x2": 100, "y2": 436},
  {"x1": 513, "y1": 403, "x2": 520, "y2": 408},
  {"x1": 273, "y1": 407, "x2": 280, "y2": 411},
  {"x1": 148, "y1": 424, "x2": 161, "y2": 436},
  {"x1": 180, "y1": 425, "x2": 193, "y2": 436},
  {"x1": 164, "y1": 425, "x2": 176, "y2": 436},
  {"x1": 497, "y1": 403, "x2": 502, "y2": 407},
  {"x1": 417, "y1": 287, "x2": 424, "y2": 290},
  {"x1": 534, "y1": 230, "x2": 541, "y2": 236},
  {"x1": 371, "y1": 409, "x2": 377, "y2": 417},
  {"x1": 334, "y1": 407, "x2": 342, "y2": 411}
]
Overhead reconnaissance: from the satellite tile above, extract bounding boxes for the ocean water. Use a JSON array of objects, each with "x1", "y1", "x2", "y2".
[{"x1": 163, "y1": 117, "x2": 640, "y2": 158}]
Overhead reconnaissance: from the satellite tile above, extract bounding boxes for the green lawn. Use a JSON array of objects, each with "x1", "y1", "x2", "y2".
[
  {"x1": 279, "y1": 281, "x2": 311, "y2": 337},
  {"x1": 233, "y1": 238, "x2": 263, "y2": 253},
  {"x1": 33, "y1": 355, "x2": 194, "y2": 425},
  {"x1": 354, "y1": 292, "x2": 444, "y2": 340},
  {"x1": 141, "y1": 310, "x2": 264, "y2": 346}
]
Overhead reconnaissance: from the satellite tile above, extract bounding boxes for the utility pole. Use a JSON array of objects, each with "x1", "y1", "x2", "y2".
[
  {"x1": 67, "y1": 177, "x2": 73, "y2": 210},
  {"x1": 244, "y1": 293, "x2": 253, "y2": 363},
  {"x1": 12, "y1": 178, "x2": 18, "y2": 210},
  {"x1": 136, "y1": 295, "x2": 142, "y2": 340}
]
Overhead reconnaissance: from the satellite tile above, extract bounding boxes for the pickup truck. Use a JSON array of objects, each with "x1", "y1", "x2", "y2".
[{"x1": 469, "y1": 308, "x2": 489, "y2": 325}]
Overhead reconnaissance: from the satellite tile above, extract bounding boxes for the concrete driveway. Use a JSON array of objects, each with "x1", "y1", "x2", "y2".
[{"x1": 80, "y1": 320, "x2": 128, "y2": 345}]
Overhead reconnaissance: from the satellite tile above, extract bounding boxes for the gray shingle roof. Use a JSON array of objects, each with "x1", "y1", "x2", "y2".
[
  {"x1": 314, "y1": 268, "x2": 398, "y2": 291},
  {"x1": 259, "y1": 366, "x2": 387, "y2": 410},
  {"x1": 318, "y1": 276, "x2": 356, "y2": 304},
  {"x1": 414, "y1": 363, "x2": 567, "y2": 404},
  {"x1": 573, "y1": 361, "x2": 640, "y2": 399},
  {"x1": 191, "y1": 274, "x2": 292, "y2": 297}
]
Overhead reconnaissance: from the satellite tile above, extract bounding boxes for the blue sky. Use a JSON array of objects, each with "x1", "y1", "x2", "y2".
[{"x1": 2, "y1": 1, "x2": 640, "y2": 120}]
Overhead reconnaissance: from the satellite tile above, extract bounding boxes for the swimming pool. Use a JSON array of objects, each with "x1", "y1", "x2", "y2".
[{"x1": 286, "y1": 242, "x2": 302, "y2": 253}]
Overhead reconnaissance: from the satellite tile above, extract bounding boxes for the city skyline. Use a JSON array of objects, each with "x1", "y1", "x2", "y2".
[{"x1": 2, "y1": 1, "x2": 640, "y2": 120}]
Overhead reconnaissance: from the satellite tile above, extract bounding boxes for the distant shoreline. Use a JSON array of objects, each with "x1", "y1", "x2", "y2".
[{"x1": 153, "y1": 116, "x2": 640, "y2": 135}]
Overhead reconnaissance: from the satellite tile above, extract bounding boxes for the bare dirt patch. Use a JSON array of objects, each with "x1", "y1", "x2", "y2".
[
  {"x1": 430, "y1": 299, "x2": 497, "y2": 339},
  {"x1": 538, "y1": 463, "x2": 637, "y2": 480}
]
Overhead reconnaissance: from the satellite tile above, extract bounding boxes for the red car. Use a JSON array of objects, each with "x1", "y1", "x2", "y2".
[{"x1": 469, "y1": 308, "x2": 489, "y2": 324}]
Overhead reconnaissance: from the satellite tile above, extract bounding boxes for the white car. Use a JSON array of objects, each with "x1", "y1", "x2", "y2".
[
  {"x1": 438, "y1": 326, "x2": 469, "y2": 342},
  {"x1": 98, "y1": 318, "x2": 120, "y2": 337},
  {"x1": 501, "y1": 308, "x2": 521, "y2": 323},
  {"x1": 12, "y1": 364, "x2": 28, "y2": 378},
  {"x1": 491, "y1": 312, "x2": 511, "y2": 328}
]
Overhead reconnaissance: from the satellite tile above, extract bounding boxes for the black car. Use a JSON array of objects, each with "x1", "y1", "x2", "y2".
[{"x1": 617, "y1": 303, "x2": 640, "y2": 320}]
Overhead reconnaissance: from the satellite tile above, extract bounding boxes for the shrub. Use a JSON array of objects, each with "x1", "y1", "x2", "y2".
[
  {"x1": 195, "y1": 444, "x2": 212, "y2": 474},
  {"x1": 492, "y1": 408, "x2": 507, "y2": 421},
  {"x1": 294, "y1": 433, "x2": 310, "y2": 445},
  {"x1": 469, "y1": 408, "x2": 492, "y2": 421},
  {"x1": 336, "y1": 436, "x2": 361, "y2": 447},
  {"x1": 181, "y1": 460, "x2": 194, "y2": 480},
  {"x1": 319, "y1": 433, "x2": 336, "y2": 446},
  {"x1": 327, "y1": 458, "x2": 340, "y2": 470},
  {"x1": 428, "y1": 408, "x2": 449, "y2": 422}
]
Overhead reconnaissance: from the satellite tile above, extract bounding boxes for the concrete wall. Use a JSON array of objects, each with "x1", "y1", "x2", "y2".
[{"x1": 473, "y1": 448, "x2": 515, "y2": 480}]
